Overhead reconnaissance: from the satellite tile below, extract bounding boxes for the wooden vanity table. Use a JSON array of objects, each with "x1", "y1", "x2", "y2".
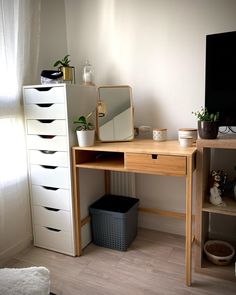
[{"x1": 72, "y1": 139, "x2": 196, "y2": 286}]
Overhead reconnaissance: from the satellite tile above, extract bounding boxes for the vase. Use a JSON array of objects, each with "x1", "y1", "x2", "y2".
[
  {"x1": 76, "y1": 130, "x2": 95, "y2": 147},
  {"x1": 197, "y1": 121, "x2": 219, "y2": 139}
]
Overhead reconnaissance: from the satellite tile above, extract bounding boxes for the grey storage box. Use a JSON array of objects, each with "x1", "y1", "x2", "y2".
[{"x1": 89, "y1": 194, "x2": 139, "y2": 251}]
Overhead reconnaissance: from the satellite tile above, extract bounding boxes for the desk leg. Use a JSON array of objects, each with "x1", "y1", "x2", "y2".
[
  {"x1": 104, "y1": 170, "x2": 110, "y2": 194},
  {"x1": 185, "y1": 156, "x2": 193, "y2": 286},
  {"x1": 72, "y1": 149, "x2": 82, "y2": 256}
]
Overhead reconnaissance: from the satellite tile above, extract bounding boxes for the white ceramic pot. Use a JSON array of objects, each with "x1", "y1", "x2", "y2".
[
  {"x1": 178, "y1": 128, "x2": 197, "y2": 142},
  {"x1": 179, "y1": 136, "x2": 193, "y2": 147},
  {"x1": 76, "y1": 130, "x2": 95, "y2": 147}
]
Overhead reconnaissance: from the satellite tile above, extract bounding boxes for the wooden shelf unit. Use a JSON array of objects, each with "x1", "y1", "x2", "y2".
[{"x1": 195, "y1": 135, "x2": 236, "y2": 282}]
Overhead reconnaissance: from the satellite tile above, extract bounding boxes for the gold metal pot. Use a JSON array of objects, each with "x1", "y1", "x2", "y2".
[{"x1": 59, "y1": 66, "x2": 75, "y2": 82}]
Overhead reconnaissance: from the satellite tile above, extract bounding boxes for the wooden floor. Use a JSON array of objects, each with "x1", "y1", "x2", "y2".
[{"x1": 4, "y1": 228, "x2": 236, "y2": 295}]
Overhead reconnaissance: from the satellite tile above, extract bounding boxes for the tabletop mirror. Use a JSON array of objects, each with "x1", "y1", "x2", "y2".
[{"x1": 97, "y1": 85, "x2": 134, "y2": 142}]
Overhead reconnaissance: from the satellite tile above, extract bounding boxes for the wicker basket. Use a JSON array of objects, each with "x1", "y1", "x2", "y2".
[{"x1": 204, "y1": 240, "x2": 235, "y2": 266}]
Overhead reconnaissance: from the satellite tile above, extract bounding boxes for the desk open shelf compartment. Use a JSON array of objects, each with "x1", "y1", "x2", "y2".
[{"x1": 75, "y1": 150, "x2": 125, "y2": 171}]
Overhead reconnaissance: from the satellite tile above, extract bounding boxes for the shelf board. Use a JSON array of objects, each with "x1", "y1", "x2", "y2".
[
  {"x1": 197, "y1": 258, "x2": 236, "y2": 282},
  {"x1": 202, "y1": 197, "x2": 236, "y2": 216},
  {"x1": 76, "y1": 157, "x2": 125, "y2": 172}
]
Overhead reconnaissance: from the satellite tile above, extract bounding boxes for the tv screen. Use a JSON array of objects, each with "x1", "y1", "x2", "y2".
[{"x1": 205, "y1": 31, "x2": 236, "y2": 127}]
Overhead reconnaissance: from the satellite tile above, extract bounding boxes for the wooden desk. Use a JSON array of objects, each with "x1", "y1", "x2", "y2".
[{"x1": 72, "y1": 139, "x2": 196, "y2": 286}]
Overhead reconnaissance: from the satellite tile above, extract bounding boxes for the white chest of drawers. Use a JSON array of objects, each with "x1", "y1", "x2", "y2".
[{"x1": 23, "y1": 84, "x2": 96, "y2": 255}]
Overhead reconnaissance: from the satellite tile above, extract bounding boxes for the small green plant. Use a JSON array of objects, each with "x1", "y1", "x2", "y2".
[
  {"x1": 73, "y1": 112, "x2": 94, "y2": 131},
  {"x1": 192, "y1": 107, "x2": 219, "y2": 122},
  {"x1": 53, "y1": 54, "x2": 71, "y2": 67}
]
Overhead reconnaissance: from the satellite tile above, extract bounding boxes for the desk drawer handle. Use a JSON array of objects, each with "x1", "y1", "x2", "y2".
[
  {"x1": 42, "y1": 186, "x2": 59, "y2": 191},
  {"x1": 35, "y1": 87, "x2": 52, "y2": 91},
  {"x1": 40, "y1": 150, "x2": 56, "y2": 154},
  {"x1": 36, "y1": 103, "x2": 53, "y2": 108},
  {"x1": 152, "y1": 154, "x2": 158, "y2": 160},
  {"x1": 40, "y1": 165, "x2": 57, "y2": 169},
  {"x1": 43, "y1": 207, "x2": 60, "y2": 212},
  {"x1": 38, "y1": 119, "x2": 55, "y2": 124},
  {"x1": 45, "y1": 227, "x2": 61, "y2": 232},
  {"x1": 39, "y1": 135, "x2": 55, "y2": 139}
]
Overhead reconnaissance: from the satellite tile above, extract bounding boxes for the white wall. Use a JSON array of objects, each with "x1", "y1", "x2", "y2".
[{"x1": 38, "y1": 0, "x2": 236, "y2": 236}]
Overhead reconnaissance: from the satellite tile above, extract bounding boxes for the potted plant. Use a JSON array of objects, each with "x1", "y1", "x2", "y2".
[
  {"x1": 73, "y1": 112, "x2": 95, "y2": 147},
  {"x1": 192, "y1": 107, "x2": 219, "y2": 139},
  {"x1": 53, "y1": 54, "x2": 74, "y2": 82}
]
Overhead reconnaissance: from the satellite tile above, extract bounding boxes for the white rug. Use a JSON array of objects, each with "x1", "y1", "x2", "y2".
[{"x1": 0, "y1": 266, "x2": 50, "y2": 295}]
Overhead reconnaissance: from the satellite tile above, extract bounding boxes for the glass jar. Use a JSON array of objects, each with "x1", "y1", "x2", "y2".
[{"x1": 82, "y1": 60, "x2": 94, "y2": 85}]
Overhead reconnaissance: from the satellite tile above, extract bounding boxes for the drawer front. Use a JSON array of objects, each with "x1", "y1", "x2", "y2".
[
  {"x1": 29, "y1": 150, "x2": 68, "y2": 167},
  {"x1": 26, "y1": 135, "x2": 68, "y2": 151},
  {"x1": 24, "y1": 86, "x2": 65, "y2": 104},
  {"x1": 26, "y1": 119, "x2": 67, "y2": 136},
  {"x1": 34, "y1": 225, "x2": 74, "y2": 255},
  {"x1": 31, "y1": 185, "x2": 71, "y2": 210},
  {"x1": 125, "y1": 153, "x2": 186, "y2": 176},
  {"x1": 24, "y1": 103, "x2": 66, "y2": 119},
  {"x1": 30, "y1": 164, "x2": 70, "y2": 188},
  {"x1": 33, "y1": 206, "x2": 71, "y2": 230}
]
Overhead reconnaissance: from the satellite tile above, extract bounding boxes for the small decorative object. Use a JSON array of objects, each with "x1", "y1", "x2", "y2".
[
  {"x1": 209, "y1": 170, "x2": 227, "y2": 206},
  {"x1": 178, "y1": 128, "x2": 197, "y2": 142},
  {"x1": 82, "y1": 60, "x2": 95, "y2": 85},
  {"x1": 204, "y1": 240, "x2": 235, "y2": 266},
  {"x1": 192, "y1": 107, "x2": 219, "y2": 139},
  {"x1": 179, "y1": 136, "x2": 193, "y2": 147},
  {"x1": 73, "y1": 112, "x2": 95, "y2": 147},
  {"x1": 153, "y1": 128, "x2": 167, "y2": 142},
  {"x1": 40, "y1": 70, "x2": 63, "y2": 84},
  {"x1": 53, "y1": 54, "x2": 75, "y2": 83}
]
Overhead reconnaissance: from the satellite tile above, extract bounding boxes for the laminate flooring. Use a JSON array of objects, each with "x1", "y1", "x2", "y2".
[{"x1": 3, "y1": 228, "x2": 236, "y2": 295}]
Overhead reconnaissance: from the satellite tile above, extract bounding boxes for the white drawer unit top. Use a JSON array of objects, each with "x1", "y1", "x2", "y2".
[
  {"x1": 26, "y1": 119, "x2": 67, "y2": 136},
  {"x1": 33, "y1": 205, "x2": 72, "y2": 231},
  {"x1": 30, "y1": 164, "x2": 70, "y2": 189},
  {"x1": 24, "y1": 86, "x2": 65, "y2": 104},
  {"x1": 29, "y1": 150, "x2": 68, "y2": 167},
  {"x1": 34, "y1": 225, "x2": 74, "y2": 255},
  {"x1": 24, "y1": 103, "x2": 66, "y2": 120},
  {"x1": 31, "y1": 185, "x2": 71, "y2": 211},
  {"x1": 26, "y1": 135, "x2": 68, "y2": 151}
]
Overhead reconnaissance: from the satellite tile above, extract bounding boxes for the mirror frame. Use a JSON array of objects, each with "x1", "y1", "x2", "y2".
[{"x1": 97, "y1": 85, "x2": 134, "y2": 142}]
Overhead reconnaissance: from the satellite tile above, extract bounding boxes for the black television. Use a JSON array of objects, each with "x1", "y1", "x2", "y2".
[{"x1": 205, "y1": 31, "x2": 236, "y2": 127}]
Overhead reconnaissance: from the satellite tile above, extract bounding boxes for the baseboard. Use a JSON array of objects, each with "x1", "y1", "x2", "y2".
[{"x1": 0, "y1": 235, "x2": 33, "y2": 267}]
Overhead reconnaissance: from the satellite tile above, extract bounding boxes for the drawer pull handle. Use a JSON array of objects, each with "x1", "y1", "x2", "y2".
[
  {"x1": 45, "y1": 227, "x2": 61, "y2": 232},
  {"x1": 39, "y1": 135, "x2": 55, "y2": 139},
  {"x1": 152, "y1": 154, "x2": 158, "y2": 160},
  {"x1": 36, "y1": 103, "x2": 53, "y2": 108},
  {"x1": 40, "y1": 150, "x2": 56, "y2": 154},
  {"x1": 44, "y1": 207, "x2": 60, "y2": 212},
  {"x1": 42, "y1": 186, "x2": 59, "y2": 191},
  {"x1": 40, "y1": 165, "x2": 57, "y2": 169},
  {"x1": 35, "y1": 87, "x2": 52, "y2": 91},
  {"x1": 38, "y1": 119, "x2": 55, "y2": 123}
]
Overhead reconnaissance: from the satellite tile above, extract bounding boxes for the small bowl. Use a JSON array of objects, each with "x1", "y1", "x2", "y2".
[{"x1": 204, "y1": 240, "x2": 235, "y2": 266}]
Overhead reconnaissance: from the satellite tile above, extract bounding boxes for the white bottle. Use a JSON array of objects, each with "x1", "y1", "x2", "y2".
[{"x1": 82, "y1": 60, "x2": 95, "y2": 85}]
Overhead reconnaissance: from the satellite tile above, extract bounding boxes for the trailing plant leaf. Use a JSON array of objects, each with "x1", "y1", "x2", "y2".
[{"x1": 73, "y1": 113, "x2": 94, "y2": 131}]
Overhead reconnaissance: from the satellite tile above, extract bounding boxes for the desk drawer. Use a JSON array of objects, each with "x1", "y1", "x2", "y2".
[
  {"x1": 26, "y1": 119, "x2": 67, "y2": 136},
  {"x1": 24, "y1": 86, "x2": 65, "y2": 104},
  {"x1": 30, "y1": 164, "x2": 70, "y2": 188},
  {"x1": 34, "y1": 225, "x2": 74, "y2": 255},
  {"x1": 26, "y1": 135, "x2": 68, "y2": 151},
  {"x1": 29, "y1": 150, "x2": 68, "y2": 167},
  {"x1": 31, "y1": 185, "x2": 71, "y2": 210},
  {"x1": 33, "y1": 206, "x2": 71, "y2": 230},
  {"x1": 125, "y1": 153, "x2": 186, "y2": 176},
  {"x1": 24, "y1": 103, "x2": 66, "y2": 119}
]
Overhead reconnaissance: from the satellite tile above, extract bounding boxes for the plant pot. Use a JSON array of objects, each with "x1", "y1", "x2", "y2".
[
  {"x1": 76, "y1": 130, "x2": 95, "y2": 147},
  {"x1": 198, "y1": 121, "x2": 219, "y2": 139},
  {"x1": 59, "y1": 66, "x2": 74, "y2": 82}
]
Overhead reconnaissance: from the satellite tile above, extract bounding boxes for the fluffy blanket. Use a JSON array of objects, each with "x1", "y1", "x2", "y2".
[{"x1": 0, "y1": 266, "x2": 50, "y2": 295}]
